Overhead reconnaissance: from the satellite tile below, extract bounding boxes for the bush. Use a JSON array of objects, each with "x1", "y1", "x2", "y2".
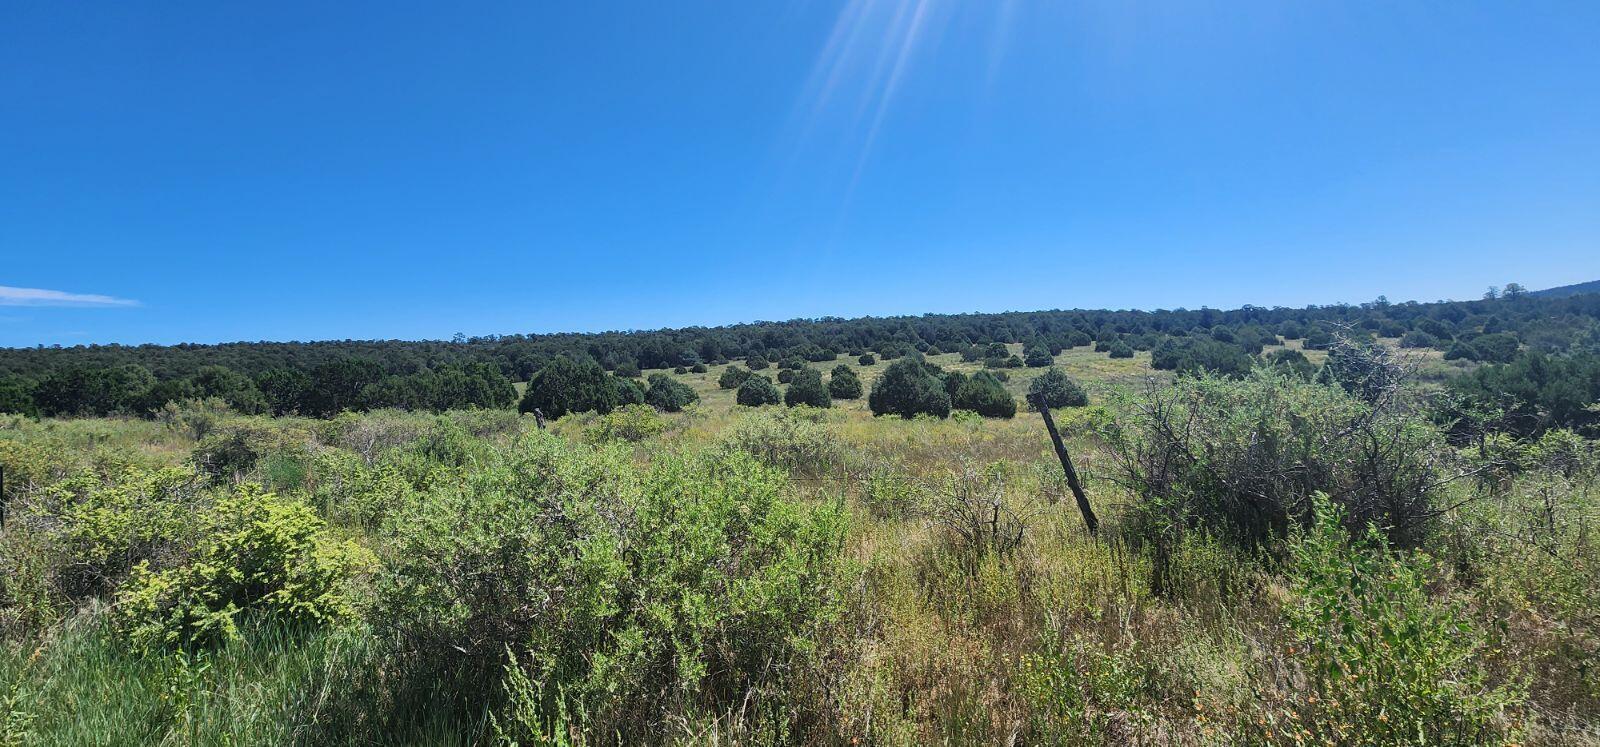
[
  {"x1": 614, "y1": 376, "x2": 646, "y2": 406},
  {"x1": 718, "y1": 366, "x2": 754, "y2": 390},
  {"x1": 1099, "y1": 369, "x2": 1450, "y2": 580},
  {"x1": 1106, "y1": 342, "x2": 1134, "y2": 359},
  {"x1": 736, "y1": 376, "x2": 782, "y2": 407},
  {"x1": 776, "y1": 369, "x2": 795, "y2": 384},
  {"x1": 586, "y1": 404, "x2": 668, "y2": 443},
  {"x1": 1024, "y1": 345, "x2": 1053, "y2": 367},
  {"x1": 1150, "y1": 338, "x2": 1252, "y2": 377},
  {"x1": 1445, "y1": 352, "x2": 1600, "y2": 437},
  {"x1": 116, "y1": 484, "x2": 372, "y2": 650},
  {"x1": 1068, "y1": 331, "x2": 1092, "y2": 348},
  {"x1": 1027, "y1": 367, "x2": 1088, "y2": 409},
  {"x1": 857, "y1": 353, "x2": 876, "y2": 366},
  {"x1": 746, "y1": 353, "x2": 770, "y2": 370},
  {"x1": 868, "y1": 358, "x2": 951, "y2": 419},
  {"x1": 952, "y1": 371, "x2": 1016, "y2": 418},
  {"x1": 1399, "y1": 330, "x2": 1439, "y2": 349},
  {"x1": 690, "y1": 363, "x2": 707, "y2": 374},
  {"x1": 375, "y1": 437, "x2": 845, "y2": 741},
  {"x1": 644, "y1": 373, "x2": 698, "y2": 412},
  {"x1": 519, "y1": 356, "x2": 619, "y2": 419},
  {"x1": 1258, "y1": 497, "x2": 1526, "y2": 744},
  {"x1": 614, "y1": 361, "x2": 641, "y2": 378},
  {"x1": 783, "y1": 368, "x2": 832, "y2": 408},
  {"x1": 1263, "y1": 348, "x2": 1315, "y2": 380},
  {"x1": 828, "y1": 365, "x2": 863, "y2": 399},
  {"x1": 718, "y1": 409, "x2": 845, "y2": 477}
]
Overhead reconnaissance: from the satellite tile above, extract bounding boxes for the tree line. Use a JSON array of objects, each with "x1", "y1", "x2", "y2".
[{"x1": 1, "y1": 283, "x2": 1596, "y2": 425}]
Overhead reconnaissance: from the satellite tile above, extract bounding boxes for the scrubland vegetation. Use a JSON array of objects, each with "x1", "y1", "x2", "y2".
[{"x1": 3, "y1": 287, "x2": 1600, "y2": 744}]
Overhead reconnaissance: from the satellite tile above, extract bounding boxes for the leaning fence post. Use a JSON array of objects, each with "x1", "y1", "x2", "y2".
[{"x1": 1029, "y1": 393, "x2": 1099, "y2": 537}]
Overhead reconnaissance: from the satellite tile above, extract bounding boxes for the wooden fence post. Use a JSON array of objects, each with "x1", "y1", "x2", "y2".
[{"x1": 1029, "y1": 394, "x2": 1099, "y2": 537}]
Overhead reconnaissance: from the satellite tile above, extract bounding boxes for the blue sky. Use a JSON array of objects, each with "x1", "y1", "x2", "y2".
[{"x1": 3, "y1": 1, "x2": 1597, "y2": 346}]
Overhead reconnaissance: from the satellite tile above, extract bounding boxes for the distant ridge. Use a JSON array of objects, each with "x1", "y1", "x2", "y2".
[{"x1": 1532, "y1": 279, "x2": 1600, "y2": 298}]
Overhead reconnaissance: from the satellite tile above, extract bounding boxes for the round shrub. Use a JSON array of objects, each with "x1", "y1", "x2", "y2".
[
  {"x1": 746, "y1": 353, "x2": 770, "y2": 371},
  {"x1": 1024, "y1": 345, "x2": 1053, "y2": 367},
  {"x1": 783, "y1": 368, "x2": 832, "y2": 408},
  {"x1": 736, "y1": 376, "x2": 782, "y2": 407},
  {"x1": 828, "y1": 365, "x2": 863, "y2": 399},
  {"x1": 868, "y1": 359, "x2": 951, "y2": 419},
  {"x1": 777, "y1": 369, "x2": 795, "y2": 384},
  {"x1": 718, "y1": 366, "x2": 755, "y2": 390},
  {"x1": 952, "y1": 371, "x2": 1016, "y2": 418},
  {"x1": 520, "y1": 356, "x2": 619, "y2": 419},
  {"x1": 1027, "y1": 367, "x2": 1088, "y2": 409},
  {"x1": 858, "y1": 354, "x2": 876, "y2": 366},
  {"x1": 645, "y1": 373, "x2": 699, "y2": 412},
  {"x1": 1107, "y1": 342, "x2": 1135, "y2": 359},
  {"x1": 614, "y1": 376, "x2": 646, "y2": 406}
]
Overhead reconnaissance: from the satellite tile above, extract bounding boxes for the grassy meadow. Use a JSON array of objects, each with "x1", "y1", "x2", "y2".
[{"x1": 0, "y1": 341, "x2": 1589, "y2": 746}]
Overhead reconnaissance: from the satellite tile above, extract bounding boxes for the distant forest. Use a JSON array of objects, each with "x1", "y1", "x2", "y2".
[{"x1": 3, "y1": 283, "x2": 1598, "y2": 435}]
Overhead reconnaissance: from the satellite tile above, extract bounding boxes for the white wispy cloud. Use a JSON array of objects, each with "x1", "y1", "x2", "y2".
[{"x1": 0, "y1": 285, "x2": 140, "y2": 308}]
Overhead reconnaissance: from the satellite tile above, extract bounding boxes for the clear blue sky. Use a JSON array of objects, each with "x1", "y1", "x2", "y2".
[{"x1": 3, "y1": 1, "x2": 1597, "y2": 346}]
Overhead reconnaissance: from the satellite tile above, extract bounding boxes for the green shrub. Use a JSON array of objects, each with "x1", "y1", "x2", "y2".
[
  {"x1": 1263, "y1": 348, "x2": 1315, "y2": 380},
  {"x1": 1258, "y1": 497, "x2": 1526, "y2": 743},
  {"x1": 857, "y1": 353, "x2": 876, "y2": 366},
  {"x1": 374, "y1": 436, "x2": 844, "y2": 741},
  {"x1": 1099, "y1": 369, "x2": 1449, "y2": 579},
  {"x1": 519, "y1": 357, "x2": 619, "y2": 419},
  {"x1": 1400, "y1": 330, "x2": 1439, "y2": 349},
  {"x1": 115, "y1": 485, "x2": 373, "y2": 650},
  {"x1": 1023, "y1": 345, "x2": 1053, "y2": 367},
  {"x1": 783, "y1": 368, "x2": 831, "y2": 408},
  {"x1": 644, "y1": 373, "x2": 698, "y2": 412},
  {"x1": 828, "y1": 365, "x2": 863, "y2": 399},
  {"x1": 1027, "y1": 367, "x2": 1088, "y2": 409},
  {"x1": 776, "y1": 369, "x2": 796, "y2": 384},
  {"x1": 736, "y1": 376, "x2": 782, "y2": 407},
  {"x1": 614, "y1": 376, "x2": 646, "y2": 406},
  {"x1": 868, "y1": 358, "x2": 951, "y2": 419},
  {"x1": 718, "y1": 409, "x2": 845, "y2": 477},
  {"x1": 952, "y1": 372, "x2": 1015, "y2": 418},
  {"x1": 192, "y1": 420, "x2": 309, "y2": 485},
  {"x1": 586, "y1": 404, "x2": 668, "y2": 443},
  {"x1": 1150, "y1": 338, "x2": 1252, "y2": 376},
  {"x1": 718, "y1": 365, "x2": 755, "y2": 390},
  {"x1": 1107, "y1": 342, "x2": 1134, "y2": 359},
  {"x1": 746, "y1": 353, "x2": 770, "y2": 370}
]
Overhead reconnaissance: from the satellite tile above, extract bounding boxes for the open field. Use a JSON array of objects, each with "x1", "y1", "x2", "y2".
[{"x1": 2, "y1": 331, "x2": 1596, "y2": 745}]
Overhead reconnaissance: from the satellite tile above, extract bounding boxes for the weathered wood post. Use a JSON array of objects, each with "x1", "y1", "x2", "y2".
[{"x1": 1029, "y1": 393, "x2": 1099, "y2": 537}]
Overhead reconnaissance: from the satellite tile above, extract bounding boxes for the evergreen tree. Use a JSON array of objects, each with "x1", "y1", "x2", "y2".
[
  {"x1": 784, "y1": 368, "x2": 832, "y2": 408},
  {"x1": 828, "y1": 365, "x2": 863, "y2": 399},
  {"x1": 953, "y1": 371, "x2": 1016, "y2": 418},
  {"x1": 736, "y1": 376, "x2": 782, "y2": 406},
  {"x1": 1027, "y1": 367, "x2": 1088, "y2": 409},
  {"x1": 519, "y1": 356, "x2": 619, "y2": 418},
  {"x1": 868, "y1": 358, "x2": 951, "y2": 419},
  {"x1": 645, "y1": 373, "x2": 699, "y2": 412}
]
